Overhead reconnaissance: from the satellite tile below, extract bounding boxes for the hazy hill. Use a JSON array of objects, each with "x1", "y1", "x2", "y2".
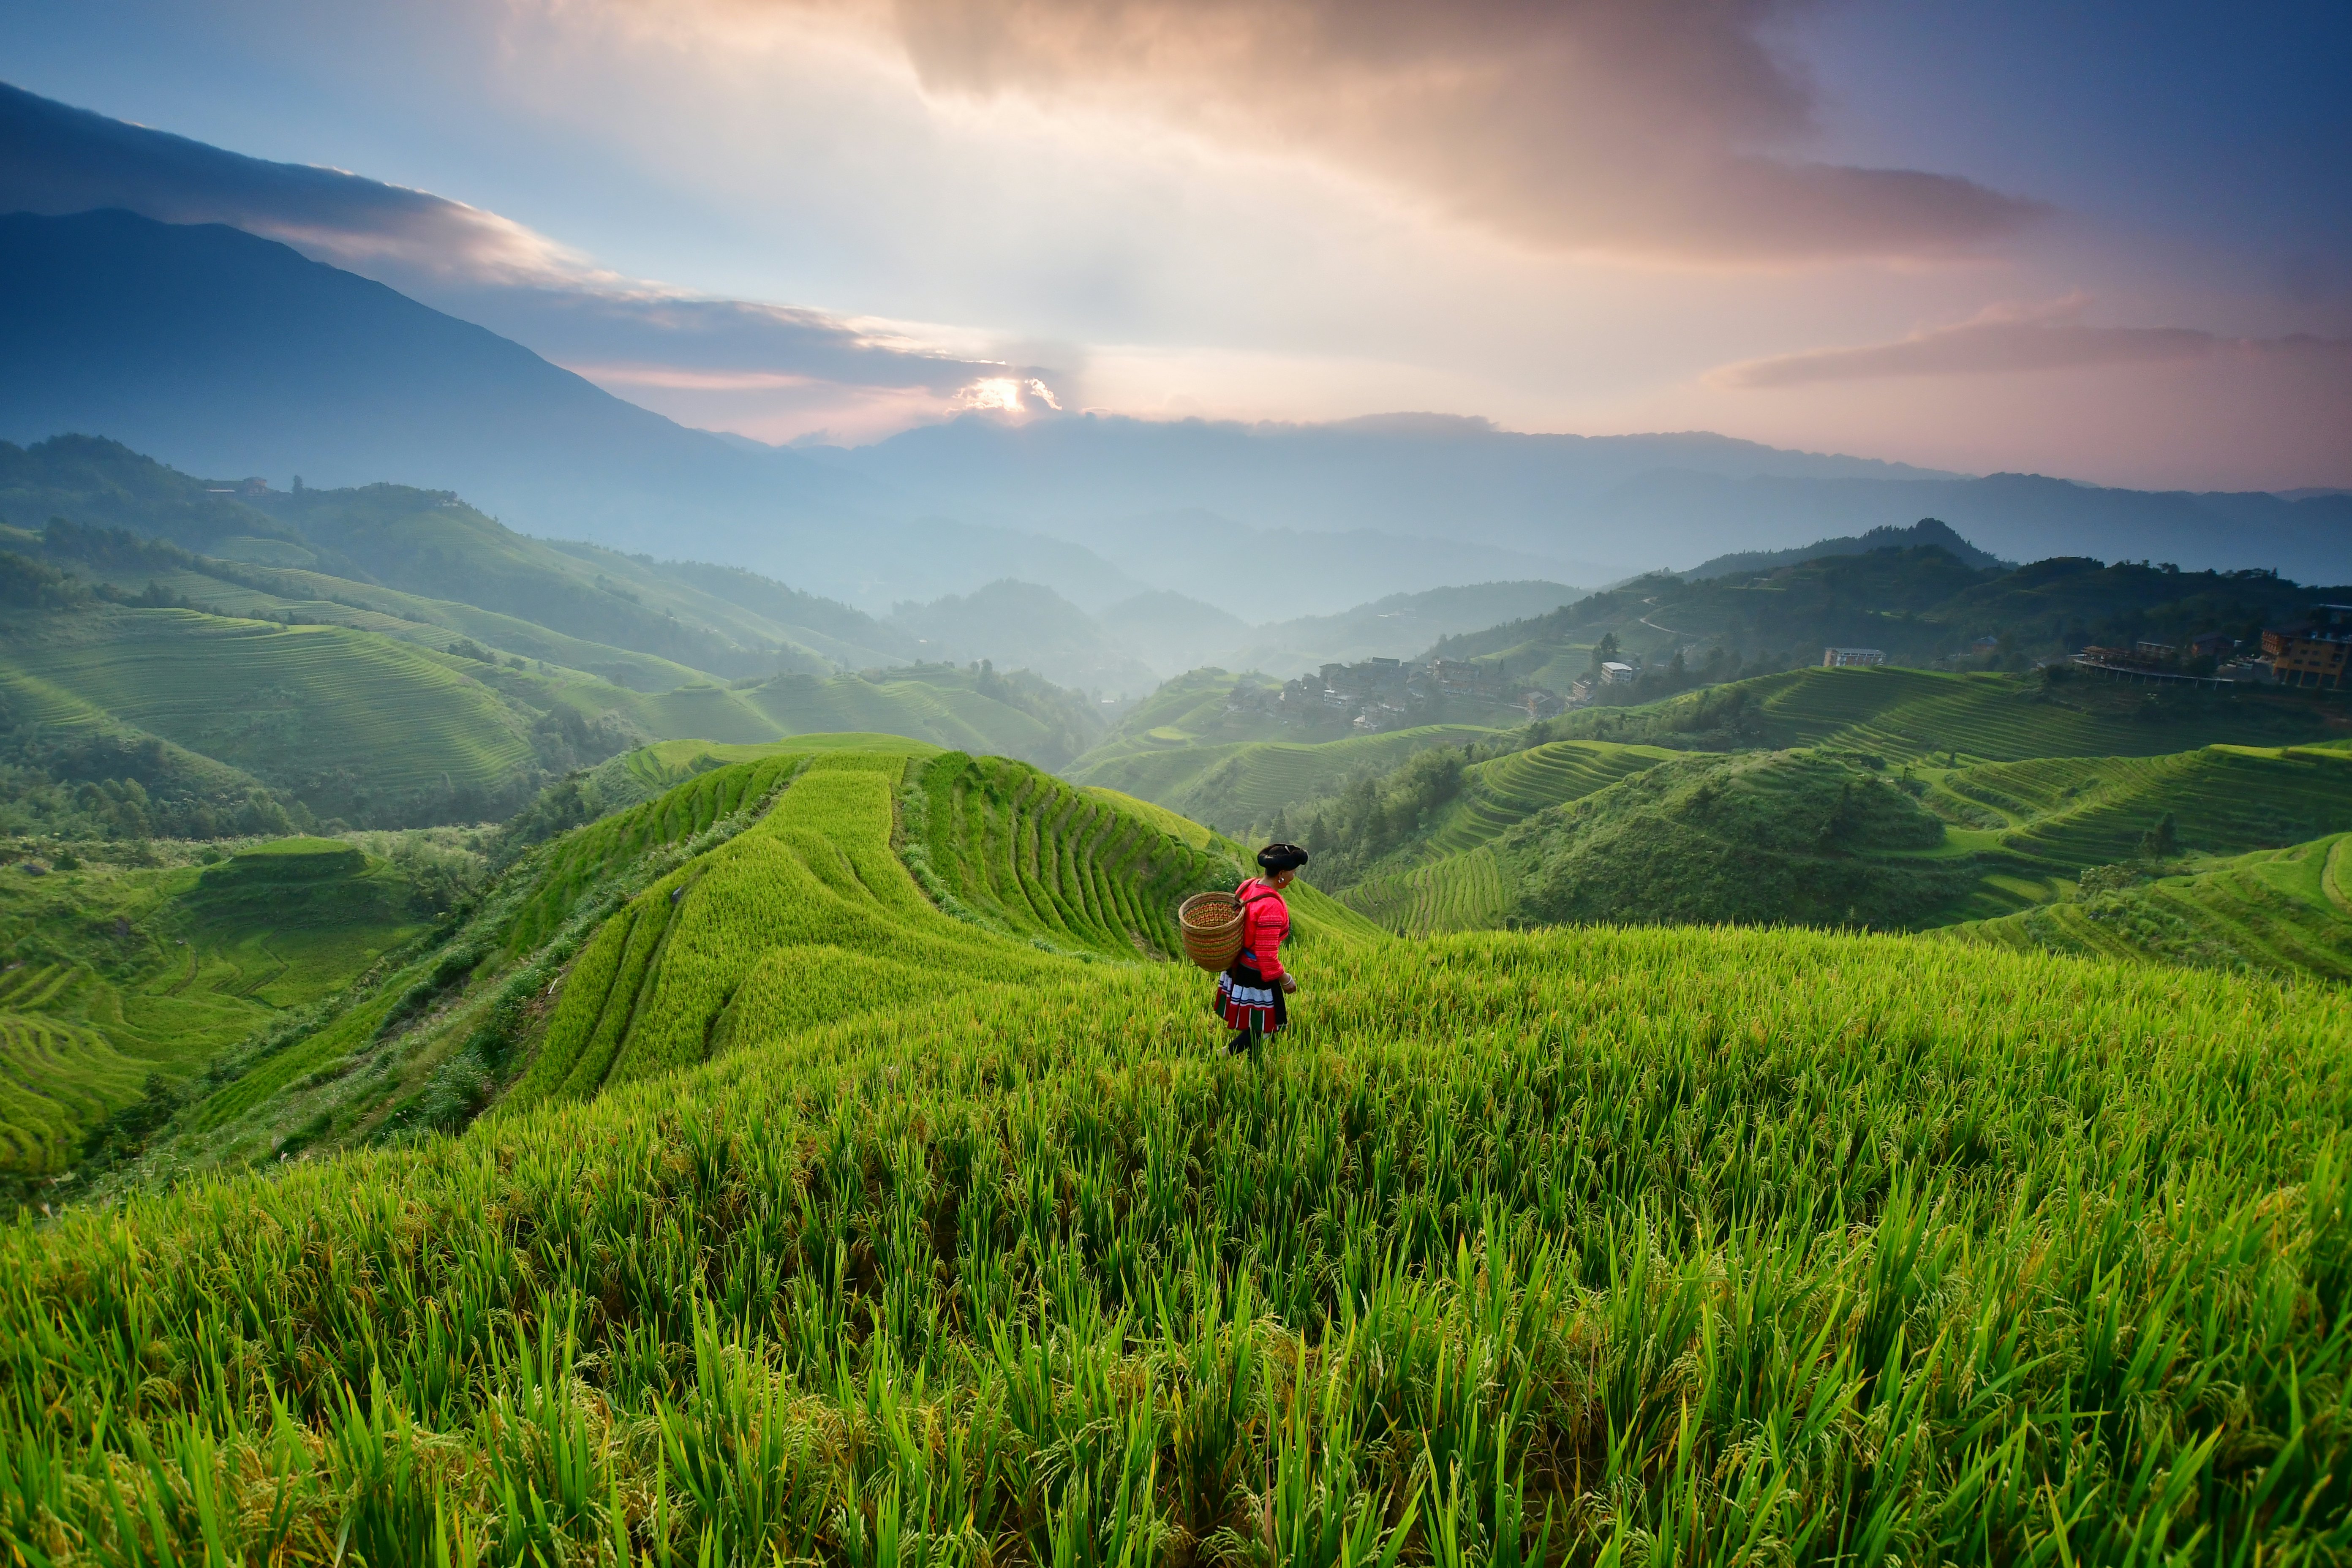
[
  {"x1": 1231, "y1": 580, "x2": 1581, "y2": 673},
  {"x1": 1682, "y1": 517, "x2": 2010, "y2": 579},
  {"x1": 1070, "y1": 509, "x2": 1586, "y2": 615},
  {"x1": 1095, "y1": 590, "x2": 1252, "y2": 675},
  {"x1": 888, "y1": 579, "x2": 1160, "y2": 696},
  {"x1": 1589, "y1": 469, "x2": 2352, "y2": 586},
  {"x1": 1429, "y1": 540, "x2": 2352, "y2": 689},
  {"x1": 0, "y1": 212, "x2": 1143, "y2": 608},
  {"x1": 825, "y1": 411, "x2": 2352, "y2": 585},
  {"x1": 825, "y1": 411, "x2": 1948, "y2": 572},
  {"x1": 883, "y1": 576, "x2": 1588, "y2": 690},
  {"x1": 0, "y1": 436, "x2": 908, "y2": 678}
]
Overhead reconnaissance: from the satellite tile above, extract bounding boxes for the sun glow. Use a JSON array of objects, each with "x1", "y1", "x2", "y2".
[{"x1": 952, "y1": 376, "x2": 1062, "y2": 414}]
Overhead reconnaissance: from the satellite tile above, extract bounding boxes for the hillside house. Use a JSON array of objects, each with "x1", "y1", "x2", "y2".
[
  {"x1": 2188, "y1": 632, "x2": 2237, "y2": 659},
  {"x1": 2134, "y1": 639, "x2": 2178, "y2": 661},
  {"x1": 1970, "y1": 635, "x2": 2000, "y2": 655},
  {"x1": 1822, "y1": 648, "x2": 1885, "y2": 667},
  {"x1": 2262, "y1": 605, "x2": 2352, "y2": 689},
  {"x1": 1600, "y1": 661, "x2": 1636, "y2": 685}
]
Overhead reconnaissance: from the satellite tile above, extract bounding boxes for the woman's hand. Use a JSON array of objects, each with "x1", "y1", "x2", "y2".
[{"x1": 1281, "y1": 974, "x2": 1298, "y2": 994}]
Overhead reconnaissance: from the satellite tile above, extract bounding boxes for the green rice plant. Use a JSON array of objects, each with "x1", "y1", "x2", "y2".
[{"x1": 5, "y1": 882, "x2": 2352, "y2": 1563}]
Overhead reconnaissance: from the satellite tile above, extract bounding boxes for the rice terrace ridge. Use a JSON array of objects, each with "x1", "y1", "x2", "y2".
[{"x1": 3, "y1": 10, "x2": 2352, "y2": 1565}]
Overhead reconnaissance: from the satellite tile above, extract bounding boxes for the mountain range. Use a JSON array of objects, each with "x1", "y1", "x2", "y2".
[{"x1": 2, "y1": 75, "x2": 2348, "y2": 606}]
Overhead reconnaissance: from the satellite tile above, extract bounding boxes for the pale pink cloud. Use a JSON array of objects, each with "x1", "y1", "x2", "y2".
[
  {"x1": 1715, "y1": 296, "x2": 2352, "y2": 388},
  {"x1": 699, "y1": 0, "x2": 2049, "y2": 263}
]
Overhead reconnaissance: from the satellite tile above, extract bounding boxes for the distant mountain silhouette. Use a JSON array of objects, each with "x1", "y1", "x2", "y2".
[
  {"x1": 822, "y1": 411, "x2": 2352, "y2": 585},
  {"x1": 1582, "y1": 469, "x2": 2352, "y2": 587},
  {"x1": 1682, "y1": 518, "x2": 2011, "y2": 580},
  {"x1": 4, "y1": 210, "x2": 2343, "y2": 606},
  {"x1": 0, "y1": 209, "x2": 1139, "y2": 609}
]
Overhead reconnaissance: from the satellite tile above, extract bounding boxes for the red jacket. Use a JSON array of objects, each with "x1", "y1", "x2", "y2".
[{"x1": 1235, "y1": 878, "x2": 1291, "y2": 979}]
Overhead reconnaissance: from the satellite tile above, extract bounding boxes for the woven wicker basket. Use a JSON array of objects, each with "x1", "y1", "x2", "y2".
[{"x1": 1177, "y1": 890, "x2": 1245, "y2": 972}]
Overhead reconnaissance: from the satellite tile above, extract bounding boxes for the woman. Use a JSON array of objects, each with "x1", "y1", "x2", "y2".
[{"x1": 1215, "y1": 843, "x2": 1309, "y2": 1056}]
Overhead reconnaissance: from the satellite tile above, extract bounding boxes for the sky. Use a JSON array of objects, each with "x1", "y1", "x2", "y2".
[{"x1": 2, "y1": 0, "x2": 2347, "y2": 490}]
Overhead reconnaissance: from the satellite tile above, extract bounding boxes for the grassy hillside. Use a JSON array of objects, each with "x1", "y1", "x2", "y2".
[
  {"x1": 1335, "y1": 740, "x2": 1681, "y2": 934},
  {"x1": 4, "y1": 438, "x2": 917, "y2": 677},
  {"x1": 0, "y1": 573, "x2": 1106, "y2": 833},
  {"x1": 0, "y1": 835, "x2": 430, "y2": 1198},
  {"x1": 1078, "y1": 667, "x2": 1295, "y2": 755},
  {"x1": 1486, "y1": 749, "x2": 1975, "y2": 930},
  {"x1": 908, "y1": 751, "x2": 1250, "y2": 960},
  {"x1": 0, "y1": 606, "x2": 540, "y2": 818},
  {"x1": 1429, "y1": 542, "x2": 2349, "y2": 683},
  {"x1": 1553, "y1": 663, "x2": 2346, "y2": 760},
  {"x1": 5, "y1": 909, "x2": 2348, "y2": 1558},
  {"x1": 1421, "y1": 738, "x2": 1682, "y2": 856},
  {"x1": 1337, "y1": 740, "x2": 2352, "y2": 948},
  {"x1": 1927, "y1": 743, "x2": 2352, "y2": 915},
  {"x1": 1949, "y1": 832, "x2": 2352, "y2": 982},
  {"x1": 94, "y1": 739, "x2": 1368, "y2": 1187},
  {"x1": 1071, "y1": 723, "x2": 1503, "y2": 831}
]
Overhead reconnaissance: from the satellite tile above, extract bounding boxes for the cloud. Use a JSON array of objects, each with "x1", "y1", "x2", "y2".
[
  {"x1": 0, "y1": 79, "x2": 584, "y2": 285},
  {"x1": 1715, "y1": 296, "x2": 2352, "y2": 388},
  {"x1": 0, "y1": 79, "x2": 1059, "y2": 433},
  {"x1": 702, "y1": 0, "x2": 2045, "y2": 263}
]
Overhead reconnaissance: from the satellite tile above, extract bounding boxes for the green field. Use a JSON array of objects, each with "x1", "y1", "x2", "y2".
[
  {"x1": 1949, "y1": 832, "x2": 2352, "y2": 981},
  {"x1": 3, "y1": 750, "x2": 2349, "y2": 1560},
  {"x1": 1342, "y1": 843, "x2": 1512, "y2": 934},
  {"x1": 1716, "y1": 665, "x2": 2341, "y2": 760},
  {"x1": 0, "y1": 608, "x2": 537, "y2": 798},
  {"x1": 1422, "y1": 739, "x2": 1681, "y2": 856},
  {"x1": 1070, "y1": 724, "x2": 1502, "y2": 828},
  {"x1": 0, "y1": 837, "x2": 427, "y2": 1187}
]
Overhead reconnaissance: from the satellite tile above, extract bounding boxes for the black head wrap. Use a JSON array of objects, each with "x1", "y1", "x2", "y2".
[{"x1": 1257, "y1": 842, "x2": 1310, "y2": 873}]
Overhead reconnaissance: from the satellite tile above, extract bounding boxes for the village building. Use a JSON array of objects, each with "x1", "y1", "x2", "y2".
[
  {"x1": 2262, "y1": 605, "x2": 2352, "y2": 689},
  {"x1": 1822, "y1": 647, "x2": 1885, "y2": 667}
]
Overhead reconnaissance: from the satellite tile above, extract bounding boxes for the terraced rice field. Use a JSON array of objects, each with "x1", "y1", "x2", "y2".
[
  {"x1": 1342, "y1": 844, "x2": 1510, "y2": 934},
  {"x1": 1953, "y1": 745, "x2": 2352, "y2": 871},
  {"x1": 0, "y1": 609, "x2": 536, "y2": 793},
  {"x1": 1743, "y1": 665, "x2": 2335, "y2": 760},
  {"x1": 912, "y1": 753, "x2": 1241, "y2": 959},
  {"x1": 1071, "y1": 724, "x2": 1500, "y2": 826},
  {"x1": 1951, "y1": 831, "x2": 2352, "y2": 980},
  {"x1": 513, "y1": 754, "x2": 1057, "y2": 1104},
  {"x1": 0, "y1": 845, "x2": 427, "y2": 1181},
  {"x1": 1080, "y1": 786, "x2": 1214, "y2": 849},
  {"x1": 0, "y1": 1013, "x2": 140, "y2": 1174},
  {"x1": 747, "y1": 672, "x2": 1057, "y2": 756},
  {"x1": 1423, "y1": 740, "x2": 1678, "y2": 856},
  {"x1": 120, "y1": 564, "x2": 712, "y2": 692},
  {"x1": 517, "y1": 750, "x2": 1377, "y2": 1107}
]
